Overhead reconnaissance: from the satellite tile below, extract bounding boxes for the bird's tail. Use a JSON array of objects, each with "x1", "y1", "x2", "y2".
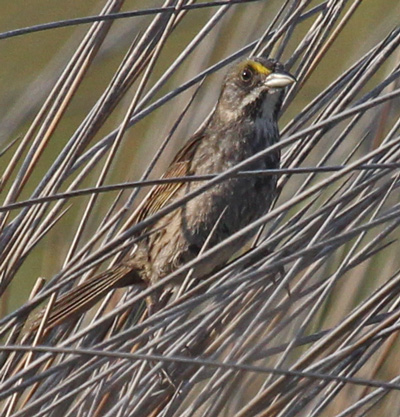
[{"x1": 30, "y1": 263, "x2": 143, "y2": 334}]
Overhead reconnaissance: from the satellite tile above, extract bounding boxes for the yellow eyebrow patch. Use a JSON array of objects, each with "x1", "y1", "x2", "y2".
[{"x1": 247, "y1": 61, "x2": 272, "y2": 75}]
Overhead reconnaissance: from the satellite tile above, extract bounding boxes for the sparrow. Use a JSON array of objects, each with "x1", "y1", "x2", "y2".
[{"x1": 33, "y1": 56, "x2": 295, "y2": 331}]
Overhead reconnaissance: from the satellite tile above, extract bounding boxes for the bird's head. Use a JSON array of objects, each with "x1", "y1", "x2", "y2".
[{"x1": 216, "y1": 57, "x2": 296, "y2": 123}]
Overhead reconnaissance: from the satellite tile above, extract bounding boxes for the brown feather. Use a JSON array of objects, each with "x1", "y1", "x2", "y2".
[
  {"x1": 29, "y1": 133, "x2": 204, "y2": 334},
  {"x1": 134, "y1": 132, "x2": 203, "y2": 224}
]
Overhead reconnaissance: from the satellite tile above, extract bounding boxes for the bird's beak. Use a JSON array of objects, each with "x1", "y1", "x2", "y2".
[{"x1": 264, "y1": 71, "x2": 296, "y2": 88}]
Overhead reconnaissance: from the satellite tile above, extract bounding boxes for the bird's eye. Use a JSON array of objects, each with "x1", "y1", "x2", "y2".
[{"x1": 240, "y1": 67, "x2": 253, "y2": 83}]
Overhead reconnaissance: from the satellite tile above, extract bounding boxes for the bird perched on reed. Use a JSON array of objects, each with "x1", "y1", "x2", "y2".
[{"x1": 33, "y1": 56, "x2": 295, "y2": 331}]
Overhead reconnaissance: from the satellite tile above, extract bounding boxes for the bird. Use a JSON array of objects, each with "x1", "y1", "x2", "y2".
[{"x1": 32, "y1": 56, "x2": 295, "y2": 332}]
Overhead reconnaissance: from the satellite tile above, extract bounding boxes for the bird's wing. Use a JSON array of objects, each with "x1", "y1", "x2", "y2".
[
  {"x1": 134, "y1": 132, "x2": 204, "y2": 224},
  {"x1": 26, "y1": 134, "x2": 205, "y2": 336}
]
